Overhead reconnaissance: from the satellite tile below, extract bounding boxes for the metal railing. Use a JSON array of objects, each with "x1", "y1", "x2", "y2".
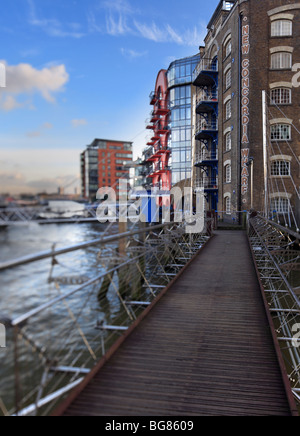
[
  {"x1": 0, "y1": 221, "x2": 211, "y2": 416},
  {"x1": 195, "y1": 178, "x2": 219, "y2": 190},
  {"x1": 195, "y1": 119, "x2": 218, "y2": 136},
  {"x1": 248, "y1": 215, "x2": 300, "y2": 406},
  {"x1": 193, "y1": 59, "x2": 218, "y2": 83},
  {"x1": 0, "y1": 206, "x2": 101, "y2": 226},
  {"x1": 195, "y1": 150, "x2": 218, "y2": 163},
  {"x1": 196, "y1": 90, "x2": 218, "y2": 105}
]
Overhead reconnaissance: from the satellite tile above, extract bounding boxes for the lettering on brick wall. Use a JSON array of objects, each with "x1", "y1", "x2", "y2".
[{"x1": 241, "y1": 17, "x2": 250, "y2": 201}]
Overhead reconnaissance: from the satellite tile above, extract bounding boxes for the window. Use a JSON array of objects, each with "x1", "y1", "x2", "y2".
[
  {"x1": 225, "y1": 69, "x2": 231, "y2": 89},
  {"x1": 225, "y1": 100, "x2": 232, "y2": 120},
  {"x1": 225, "y1": 164, "x2": 231, "y2": 183},
  {"x1": 225, "y1": 196, "x2": 231, "y2": 215},
  {"x1": 271, "y1": 88, "x2": 291, "y2": 105},
  {"x1": 225, "y1": 39, "x2": 232, "y2": 57},
  {"x1": 225, "y1": 132, "x2": 232, "y2": 151},
  {"x1": 271, "y1": 124, "x2": 291, "y2": 141},
  {"x1": 270, "y1": 197, "x2": 290, "y2": 214},
  {"x1": 271, "y1": 20, "x2": 292, "y2": 37},
  {"x1": 116, "y1": 153, "x2": 133, "y2": 159},
  {"x1": 271, "y1": 160, "x2": 291, "y2": 176},
  {"x1": 271, "y1": 52, "x2": 292, "y2": 69}
]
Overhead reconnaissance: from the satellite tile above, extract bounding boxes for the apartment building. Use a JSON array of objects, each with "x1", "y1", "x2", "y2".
[
  {"x1": 192, "y1": 0, "x2": 300, "y2": 224},
  {"x1": 81, "y1": 139, "x2": 133, "y2": 202}
]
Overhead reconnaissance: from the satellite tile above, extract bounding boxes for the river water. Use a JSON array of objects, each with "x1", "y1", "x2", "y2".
[{"x1": 0, "y1": 222, "x2": 123, "y2": 413}]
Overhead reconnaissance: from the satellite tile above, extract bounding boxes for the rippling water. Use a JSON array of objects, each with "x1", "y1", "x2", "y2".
[{"x1": 0, "y1": 222, "x2": 122, "y2": 413}]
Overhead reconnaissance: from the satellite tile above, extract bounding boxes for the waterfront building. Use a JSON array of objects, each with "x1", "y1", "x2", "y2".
[
  {"x1": 145, "y1": 70, "x2": 171, "y2": 191},
  {"x1": 143, "y1": 54, "x2": 200, "y2": 194},
  {"x1": 81, "y1": 139, "x2": 133, "y2": 202},
  {"x1": 192, "y1": 0, "x2": 300, "y2": 224},
  {"x1": 167, "y1": 54, "x2": 200, "y2": 187}
]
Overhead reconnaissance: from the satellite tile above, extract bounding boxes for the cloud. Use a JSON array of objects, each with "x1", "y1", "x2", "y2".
[
  {"x1": 106, "y1": 13, "x2": 131, "y2": 36},
  {"x1": 27, "y1": 0, "x2": 85, "y2": 39},
  {"x1": 0, "y1": 149, "x2": 81, "y2": 195},
  {"x1": 26, "y1": 122, "x2": 53, "y2": 138},
  {"x1": 42, "y1": 122, "x2": 53, "y2": 130},
  {"x1": 91, "y1": 1, "x2": 205, "y2": 47},
  {"x1": 0, "y1": 61, "x2": 69, "y2": 111},
  {"x1": 71, "y1": 119, "x2": 88, "y2": 128},
  {"x1": 120, "y1": 48, "x2": 148, "y2": 60},
  {"x1": 0, "y1": 96, "x2": 24, "y2": 112},
  {"x1": 26, "y1": 131, "x2": 41, "y2": 138}
]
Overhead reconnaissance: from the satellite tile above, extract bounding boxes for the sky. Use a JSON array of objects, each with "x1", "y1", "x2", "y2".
[{"x1": 0, "y1": 0, "x2": 218, "y2": 195}]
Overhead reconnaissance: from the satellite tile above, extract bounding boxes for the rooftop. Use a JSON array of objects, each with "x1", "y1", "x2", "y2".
[{"x1": 207, "y1": 0, "x2": 236, "y2": 29}]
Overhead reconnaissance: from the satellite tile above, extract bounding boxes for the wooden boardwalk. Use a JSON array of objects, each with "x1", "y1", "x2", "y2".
[{"x1": 56, "y1": 231, "x2": 297, "y2": 416}]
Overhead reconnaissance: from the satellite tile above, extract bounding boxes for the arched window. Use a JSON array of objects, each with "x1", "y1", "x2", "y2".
[
  {"x1": 271, "y1": 52, "x2": 292, "y2": 69},
  {"x1": 225, "y1": 132, "x2": 232, "y2": 151},
  {"x1": 271, "y1": 160, "x2": 291, "y2": 176},
  {"x1": 271, "y1": 88, "x2": 291, "y2": 105},
  {"x1": 225, "y1": 196, "x2": 231, "y2": 215},
  {"x1": 271, "y1": 20, "x2": 292, "y2": 37},
  {"x1": 225, "y1": 164, "x2": 231, "y2": 183},
  {"x1": 225, "y1": 39, "x2": 232, "y2": 58},
  {"x1": 270, "y1": 197, "x2": 290, "y2": 214},
  {"x1": 225, "y1": 100, "x2": 232, "y2": 120},
  {"x1": 271, "y1": 124, "x2": 291, "y2": 141},
  {"x1": 225, "y1": 68, "x2": 231, "y2": 90}
]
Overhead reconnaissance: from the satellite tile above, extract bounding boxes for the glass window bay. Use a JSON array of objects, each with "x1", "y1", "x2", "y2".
[{"x1": 168, "y1": 54, "x2": 200, "y2": 186}]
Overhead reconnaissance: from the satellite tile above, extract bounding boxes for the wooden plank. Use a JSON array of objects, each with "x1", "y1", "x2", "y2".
[{"x1": 55, "y1": 231, "x2": 296, "y2": 417}]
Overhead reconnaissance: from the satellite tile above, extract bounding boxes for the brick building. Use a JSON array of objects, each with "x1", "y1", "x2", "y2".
[
  {"x1": 192, "y1": 0, "x2": 300, "y2": 225},
  {"x1": 81, "y1": 139, "x2": 133, "y2": 202}
]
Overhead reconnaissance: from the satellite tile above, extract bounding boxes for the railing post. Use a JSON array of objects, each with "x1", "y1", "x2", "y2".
[{"x1": 14, "y1": 326, "x2": 21, "y2": 416}]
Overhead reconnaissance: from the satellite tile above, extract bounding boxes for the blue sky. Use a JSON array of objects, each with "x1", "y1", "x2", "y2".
[{"x1": 0, "y1": 0, "x2": 218, "y2": 194}]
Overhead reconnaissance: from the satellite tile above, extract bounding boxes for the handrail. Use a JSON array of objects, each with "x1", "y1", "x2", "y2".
[
  {"x1": 0, "y1": 223, "x2": 168, "y2": 272},
  {"x1": 0, "y1": 220, "x2": 211, "y2": 416}
]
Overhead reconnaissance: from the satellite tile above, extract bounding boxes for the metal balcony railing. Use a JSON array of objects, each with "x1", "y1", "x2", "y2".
[
  {"x1": 195, "y1": 178, "x2": 219, "y2": 190},
  {"x1": 195, "y1": 119, "x2": 218, "y2": 136},
  {"x1": 154, "y1": 100, "x2": 169, "y2": 114},
  {"x1": 193, "y1": 59, "x2": 218, "y2": 83},
  {"x1": 196, "y1": 90, "x2": 218, "y2": 105},
  {"x1": 195, "y1": 151, "x2": 218, "y2": 163}
]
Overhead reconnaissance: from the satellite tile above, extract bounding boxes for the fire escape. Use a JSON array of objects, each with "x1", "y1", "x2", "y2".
[
  {"x1": 193, "y1": 58, "x2": 219, "y2": 211},
  {"x1": 145, "y1": 91, "x2": 171, "y2": 191}
]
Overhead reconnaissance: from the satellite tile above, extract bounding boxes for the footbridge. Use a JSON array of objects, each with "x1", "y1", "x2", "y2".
[{"x1": 0, "y1": 217, "x2": 299, "y2": 416}]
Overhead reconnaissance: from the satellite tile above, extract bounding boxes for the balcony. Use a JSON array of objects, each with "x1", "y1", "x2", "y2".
[
  {"x1": 193, "y1": 59, "x2": 218, "y2": 87},
  {"x1": 195, "y1": 151, "x2": 218, "y2": 167},
  {"x1": 142, "y1": 147, "x2": 153, "y2": 160},
  {"x1": 156, "y1": 120, "x2": 170, "y2": 135},
  {"x1": 149, "y1": 91, "x2": 157, "y2": 105},
  {"x1": 196, "y1": 89, "x2": 218, "y2": 114},
  {"x1": 154, "y1": 100, "x2": 170, "y2": 115},
  {"x1": 195, "y1": 119, "x2": 218, "y2": 140},
  {"x1": 145, "y1": 118, "x2": 155, "y2": 130},
  {"x1": 150, "y1": 111, "x2": 160, "y2": 123},
  {"x1": 194, "y1": 178, "x2": 219, "y2": 191},
  {"x1": 149, "y1": 164, "x2": 171, "y2": 177}
]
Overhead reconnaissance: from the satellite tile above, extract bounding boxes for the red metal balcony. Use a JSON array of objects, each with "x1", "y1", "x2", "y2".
[
  {"x1": 154, "y1": 100, "x2": 169, "y2": 115},
  {"x1": 149, "y1": 91, "x2": 157, "y2": 105},
  {"x1": 156, "y1": 121, "x2": 170, "y2": 135}
]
